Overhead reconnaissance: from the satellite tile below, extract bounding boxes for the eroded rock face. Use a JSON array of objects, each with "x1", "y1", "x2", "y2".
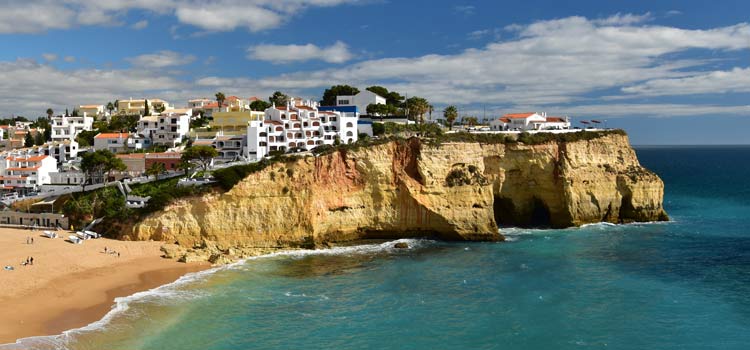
[{"x1": 125, "y1": 134, "x2": 667, "y2": 261}]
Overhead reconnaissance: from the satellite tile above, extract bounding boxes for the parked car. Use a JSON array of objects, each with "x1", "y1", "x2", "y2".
[{"x1": 2, "y1": 192, "x2": 18, "y2": 200}]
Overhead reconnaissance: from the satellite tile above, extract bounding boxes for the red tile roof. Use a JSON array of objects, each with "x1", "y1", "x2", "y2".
[
  {"x1": 503, "y1": 112, "x2": 536, "y2": 119},
  {"x1": 264, "y1": 120, "x2": 283, "y2": 125},
  {"x1": 95, "y1": 132, "x2": 129, "y2": 139}
]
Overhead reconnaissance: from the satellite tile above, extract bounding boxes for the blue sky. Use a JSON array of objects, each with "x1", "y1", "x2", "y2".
[{"x1": 0, "y1": 0, "x2": 749, "y2": 144}]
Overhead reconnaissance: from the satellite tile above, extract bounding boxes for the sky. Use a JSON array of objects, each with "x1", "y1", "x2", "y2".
[{"x1": 0, "y1": 0, "x2": 749, "y2": 145}]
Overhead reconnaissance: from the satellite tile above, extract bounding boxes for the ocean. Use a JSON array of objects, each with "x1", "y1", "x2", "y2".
[{"x1": 5, "y1": 146, "x2": 750, "y2": 350}]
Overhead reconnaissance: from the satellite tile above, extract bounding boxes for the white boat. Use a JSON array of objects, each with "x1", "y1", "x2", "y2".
[
  {"x1": 43, "y1": 230, "x2": 57, "y2": 239},
  {"x1": 83, "y1": 230, "x2": 100, "y2": 239},
  {"x1": 68, "y1": 235, "x2": 83, "y2": 244},
  {"x1": 75, "y1": 231, "x2": 90, "y2": 240}
]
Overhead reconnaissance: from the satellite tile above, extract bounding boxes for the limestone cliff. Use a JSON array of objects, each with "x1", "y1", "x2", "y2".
[{"x1": 124, "y1": 133, "x2": 667, "y2": 261}]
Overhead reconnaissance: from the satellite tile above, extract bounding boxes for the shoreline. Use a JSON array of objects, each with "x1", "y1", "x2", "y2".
[{"x1": 0, "y1": 227, "x2": 209, "y2": 345}]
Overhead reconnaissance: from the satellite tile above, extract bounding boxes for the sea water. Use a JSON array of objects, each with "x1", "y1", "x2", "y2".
[{"x1": 4, "y1": 146, "x2": 750, "y2": 350}]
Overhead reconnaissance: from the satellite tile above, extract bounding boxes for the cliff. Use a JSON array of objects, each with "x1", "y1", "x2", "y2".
[{"x1": 124, "y1": 133, "x2": 667, "y2": 262}]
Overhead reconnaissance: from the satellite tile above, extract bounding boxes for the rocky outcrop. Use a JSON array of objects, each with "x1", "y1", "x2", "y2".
[{"x1": 124, "y1": 133, "x2": 667, "y2": 261}]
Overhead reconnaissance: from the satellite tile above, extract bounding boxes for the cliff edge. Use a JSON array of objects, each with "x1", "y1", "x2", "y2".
[{"x1": 124, "y1": 133, "x2": 667, "y2": 262}]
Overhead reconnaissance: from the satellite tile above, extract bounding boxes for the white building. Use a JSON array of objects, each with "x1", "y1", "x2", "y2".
[
  {"x1": 490, "y1": 112, "x2": 571, "y2": 131},
  {"x1": 0, "y1": 155, "x2": 57, "y2": 193},
  {"x1": 188, "y1": 98, "x2": 213, "y2": 109},
  {"x1": 153, "y1": 109, "x2": 191, "y2": 146},
  {"x1": 51, "y1": 114, "x2": 94, "y2": 141},
  {"x1": 10, "y1": 140, "x2": 79, "y2": 164},
  {"x1": 93, "y1": 132, "x2": 131, "y2": 153},
  {"x1": 193, "y1": 135, "x2": 246, "y2": 160},
  {"x1": 335, "y1": 90, "x2": 386, "y2": 114},
  {"x1": 246, "y1": 98, "x2": 358, "y2": 159}
]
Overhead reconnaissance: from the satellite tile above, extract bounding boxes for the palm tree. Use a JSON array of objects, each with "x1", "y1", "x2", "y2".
[
  {"x1": 145, "y1": 162, "x2": 167, "y2": 181},
  {"x1": 46, "y1": 108, "x2": 53, "y2": 120},
  {"x1": 106, "y1": 102, "x2": 115, "y2": 115},
  {"x1": 215, "y1": 92, "x2": 226, "y2": 108},
  {"x1": 443, "y1": 106, "x2": 458, "y2": 130}
]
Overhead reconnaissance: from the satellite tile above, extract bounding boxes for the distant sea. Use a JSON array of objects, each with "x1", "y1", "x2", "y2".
[{"x1": 5, "y1": 146, "x2": 750, "y2": 350}]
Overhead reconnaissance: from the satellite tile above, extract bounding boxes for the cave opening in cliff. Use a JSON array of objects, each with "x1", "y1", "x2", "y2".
[
  {"x1": 493, "y1": 197, "x2": 552, "y2": 228},
  {"x1": 529, "y1": 198, "x2": 552, "y2": 228},
  {"x1": 493, "y1": 196, "x2": 517, "y2": 226}
]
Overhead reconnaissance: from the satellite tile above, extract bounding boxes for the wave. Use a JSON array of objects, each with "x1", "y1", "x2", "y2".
[
  {"x1": 501, "y1": 220, "x2": 675, "y2": 239},
  {"x1": 0, "y1": 238, "x2": 433, "y2": 350}
]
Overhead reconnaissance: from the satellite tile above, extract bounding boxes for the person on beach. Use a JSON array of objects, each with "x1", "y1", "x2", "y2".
[
  {"x1": 104, "y1": 247, "x2": 108, "y2": 254},
  {"x1": 117, "y1": 252, "x2": 120, "y2": 258},
  {"x1": 30, "y1": 257, "x2": 34, "y2": 265}
]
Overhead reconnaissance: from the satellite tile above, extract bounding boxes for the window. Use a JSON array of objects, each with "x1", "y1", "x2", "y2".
[
  {"x1": 338, "y1": 99, "x2": 350, "y2": 105},
  {"x1": 346, "y1": 122, "x2": 353, "y2": 128}
]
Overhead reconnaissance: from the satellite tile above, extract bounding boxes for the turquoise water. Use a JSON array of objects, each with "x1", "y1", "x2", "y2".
[{"x1": 5, "y1": 146, "x2": 750, "y2": 350}]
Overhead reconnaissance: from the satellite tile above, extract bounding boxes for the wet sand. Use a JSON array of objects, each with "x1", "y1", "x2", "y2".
[{"x1": 0, "y1": 227, "x2": 208, "y2": 344}]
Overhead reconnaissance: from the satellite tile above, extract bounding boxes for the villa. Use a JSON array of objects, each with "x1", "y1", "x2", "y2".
[
  {"x1": 210, "y1": 111, "x2": 265, "y2": 136},
  {"x1": 246, "y1": 98, "x2": 359, "y2": 159},
  {"x1": 50, "y1": 114, "x2": 94, "y2": 142},
  {"x1": 117, "y1": 98, "x2": 173, "y2": 116},
  {"x1": 0, "y1": 155, "x2": 57, "y2": 193},
  {"x1": 490, "y1": 112, "x2": 571, "y2": 131},
  {"x1": 335, "y1": 90, "x2": 386, "y2": 115},
  {"x1": 77, "y1": 104, "x2": 107, "y2": 119},
  {"x1": 9, "y1": 140, "x2": 79, "y2": 164}
]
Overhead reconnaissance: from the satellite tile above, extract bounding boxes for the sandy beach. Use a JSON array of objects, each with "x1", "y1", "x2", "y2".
[{"x1": 0, "y1": 227, "x2": 208, "y2": 344}]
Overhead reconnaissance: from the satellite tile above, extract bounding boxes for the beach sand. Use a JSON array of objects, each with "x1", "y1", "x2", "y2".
[{"x1": 0, "y1": 227, "x2": 208, "y2": 344}]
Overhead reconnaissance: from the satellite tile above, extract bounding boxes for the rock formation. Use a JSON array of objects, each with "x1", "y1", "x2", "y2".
[{"x1": 123, "y1": 133, "x2": 667, "y2": 262}]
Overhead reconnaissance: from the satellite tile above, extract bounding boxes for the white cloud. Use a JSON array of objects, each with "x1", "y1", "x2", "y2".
[
  {"x1": 0, "y1": 0, "x2": 363, "y2": 33},
  {"x1": 0, "y1": 59, "x2": 184, "y2": 117},
  {"x1": 3, "y1": 14, "x2": 750, "y2": 119},
  {"x1": 247, "y1": 41, "x2": 354, "y2": 64},
  {"x1": 127, "y1": 50, "x2": 196, "y2": 68},
  {"x1": 550, "y1": 103, "x2": 750, "y2": 118},
  {"x1": 592, "y1": 12, "x2": 652, "y2": 26},
  {"x1": 63, "y1": 56, "x2": 76, "y2": 63},
  {"x1": 454, "y1": 5, "x2": 475, "y2": 15},
  {"x1": 622, "y1": 67, "x2": 750, "y2": 96},
  {"x1": 235, "y1": 16, "x2": 750, "y2": 107},
  {"x1": 132, "y1": 20, "x2": 149, "y2": 30},
  {"x1": 41, "y1": 53, "x2": 58, "y2": 62}
]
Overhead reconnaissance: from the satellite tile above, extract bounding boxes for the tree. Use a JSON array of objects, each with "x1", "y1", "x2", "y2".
[
  {"x1": 144, "y1": 99, "x2": 150, "y2": 116},
  {"x1": 320, "y1": 85, "x2": 359, "y2": 106},
  {"x1": 181, "y1": 145, "x2": 218, "y2": 175},
  {"x1": 464, "y1": 116, "x2": 479, "y2": 127},
  {"x1": 443, "y1": 105, "x2": 458, "y2": 130},
  {"x1": 106, "y1": 102, "x2": 115, "y2": 115},
  {"x1": 268, "y1": 91, "x2": 290, "y2": 106},
  {"x1": 215, "y1": 92, "x2": 226, "y2": 107},
  {"x1": 249, "y1": 100, "x2": 271, "y2": 111},
  {"x1": 145, "y1": 162, "x2": 167, "y2": 181},
  {"x1": 76, "y1": 130, "x2": 98, "y2": 147},
  {"x1": 81, "y1": 150, "x2": 126, "y2": 186},
  {"x1": 24, "y1": 132, "x2": 33, "y2": 147},
  {"x1": 405, "y1": 96, "x2": 430, "y2": 123},
  {"x1": 46, "y1": 108, "x2": 54, "y2": 119},
  {"x1": 34, "y1": 132, "x2": 44, "y2": 146},
  {"x1": 65, "y1": 109, "x2": 69, "y2": 117},
  {"x1": 366, "y1": 103, "x2": 397, "y2": 117},
  {"x1": 154, "y1": 104, "x2": 165, "y2": 114},
  {"x1": 366, "y1": 86, "x2": 404, "y2": 106}
]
